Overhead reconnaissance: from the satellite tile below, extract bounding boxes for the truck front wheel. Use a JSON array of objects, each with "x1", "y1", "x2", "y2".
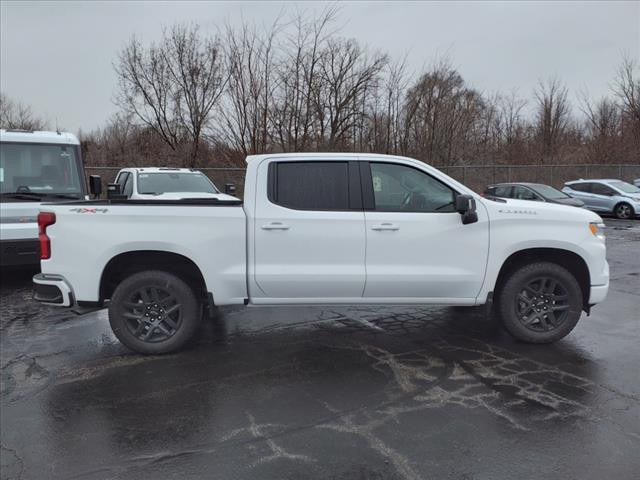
[
  {"x1": 109, "y1": 270, "x2": 200, "y2": 354},
  {"x1": 497, "y1": 262, "x2": 583, "y2": 343}
]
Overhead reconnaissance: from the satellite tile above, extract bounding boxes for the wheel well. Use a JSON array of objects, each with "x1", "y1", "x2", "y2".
[
  {"x1": 494, "y1": 248, "x2": 591, "y2": 309},
  {"x1": 614, "y1": 201, "x2": 634, "y2": 212},
  {"x1": 99, "y1": 250, "x2": 207, "y2": 304}
]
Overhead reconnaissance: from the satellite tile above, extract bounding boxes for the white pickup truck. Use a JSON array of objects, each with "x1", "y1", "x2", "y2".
[
  {"x1": 111, "y1": 167, "x2": 239, "y2": 201},
  {"x1": 33, "y1": 153, "x2": 609, "y2": 354}
]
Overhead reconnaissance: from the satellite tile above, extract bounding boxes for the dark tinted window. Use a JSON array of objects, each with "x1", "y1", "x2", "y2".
[
  {"x1": 270, "y1": 162, "x2": 349, "y2": 210},
  {"x1": 369, "y1": 162, "x2": 456, "y2": 212},
  {"x1": 567, "y1": 183, "x2": 591, "y2": 192},
  {"x1": 123, "y1": 174, "x2": 133, "y2": 197},
  {"x1": 116, "y1": 172, "x2": 130, "y2": 189},
  {"x1": 591, "y1": 183, "x2": 615, "y2": 196}
]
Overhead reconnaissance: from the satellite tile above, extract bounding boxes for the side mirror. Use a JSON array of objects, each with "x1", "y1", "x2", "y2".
[
  {"x1": 89, "y1": 175, "x2": 102, "y2": 198},
  {"x1": 455, "y1": 194, "x2": 478, "y2": 225},
  {"x1": 225, "y1": 183, "x2": 237, "y2": 195},
  {"x1": 107, "y1": 183, "x2": 127, "y2": 200}
]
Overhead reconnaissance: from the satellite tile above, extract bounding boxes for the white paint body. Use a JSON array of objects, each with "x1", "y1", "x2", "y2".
[
  {"x1": 38, "y1": 153, "x2": 609, "y2": 309},
  {"x1": 1, "y1": 130, "x2": 85, "y2": 265}
]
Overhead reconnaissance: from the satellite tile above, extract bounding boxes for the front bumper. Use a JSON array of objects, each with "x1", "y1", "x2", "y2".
[
  {"x1": 33, "y1": 273, "x2": 75, "y2": 307},
  {"x1": 589, "y1": 282, "x2": 609, "y2": 305},
  {"x1": 0, "y1": 239, "x2": 40, "y2": 266}
]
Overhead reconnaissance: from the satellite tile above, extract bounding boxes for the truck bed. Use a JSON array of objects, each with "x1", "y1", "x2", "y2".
[{"x1": 39, "y1": 201, "x2": 248, "y2": 305}]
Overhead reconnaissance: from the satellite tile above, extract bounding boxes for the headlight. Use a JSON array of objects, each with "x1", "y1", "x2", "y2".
[{"x1": 589, "y1": 222, "x2": 606, "y2": 240}]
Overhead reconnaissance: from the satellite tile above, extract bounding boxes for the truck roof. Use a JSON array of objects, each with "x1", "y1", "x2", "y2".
[
  {"x1": 0, "y1": 129, "x2": 80, "y2": 145},
  {"x1": 245, "y1": 152, "x2": 419, "y2": 163}
]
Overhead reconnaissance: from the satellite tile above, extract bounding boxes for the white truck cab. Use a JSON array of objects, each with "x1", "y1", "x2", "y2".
[
  {"x1": 111, "y1": 167, "x2": 239, "y2": 201},
  {"x1": 0, "y1": 129, "x2": 87, "y2": 266},
  {"x1": 33, "y1": 153, "x2": 609, "y2": 354}
]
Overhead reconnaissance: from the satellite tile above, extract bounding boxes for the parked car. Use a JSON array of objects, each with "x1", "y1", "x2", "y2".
[
  {"x1": 484, "y1": 182, "x2": 585, "y2": 207},
  {"x1": 0, "y1": 129, "x2": 88, "y2": 266},
  {"x1": 562, "y1": 179, "x2": 640, "y2": 219},
  {"x1": 111, "y1": 167, "x2": 239, "y2": 200},
  {"x1": 33, "y1": 153, "x2": 608, "y2": 353}
]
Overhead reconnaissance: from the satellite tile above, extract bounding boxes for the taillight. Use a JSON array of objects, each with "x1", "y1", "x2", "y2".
[{"x1": 38, "y1": 212, "x2": 56, "y2": 260}]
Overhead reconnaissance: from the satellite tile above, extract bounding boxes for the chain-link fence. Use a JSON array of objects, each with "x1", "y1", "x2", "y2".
[
  {"x1": 439, "y1": 164, "x2": 640, "y2": 192},
  {"x1": 85, "y1": 164, "x2": 640, "y2": 199}
]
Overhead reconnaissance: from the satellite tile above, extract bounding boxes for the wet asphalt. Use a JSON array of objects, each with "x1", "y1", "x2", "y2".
[{"x1": 1, "y1": 219, "x2": 639, "y2": 480}]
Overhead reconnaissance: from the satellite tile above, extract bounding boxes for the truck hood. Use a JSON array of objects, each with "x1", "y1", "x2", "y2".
[
  {"x1": 480, "y1": 197, "x2": 602, "y2": 223},
  {"x1": 135, "y1": 192, "x2": 240, "y2": 201}
]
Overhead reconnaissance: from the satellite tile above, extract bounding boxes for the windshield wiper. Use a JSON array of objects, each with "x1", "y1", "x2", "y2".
[{"x1": 0, "y1": 192, "x2": 44, "y2": 201}]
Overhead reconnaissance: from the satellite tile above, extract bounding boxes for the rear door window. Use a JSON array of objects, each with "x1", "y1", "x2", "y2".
[
  {"x1": 269, "y1": 162, "x2": 350, "y2": 210},
  {"x1": 568, "y1": 183, "x2": 591, "y2": 193}
]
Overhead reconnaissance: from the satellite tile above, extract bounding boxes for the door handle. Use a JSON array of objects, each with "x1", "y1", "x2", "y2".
[
  {"x1": 261, "y1": 222, "x2": 289, "y2": 230},
  {"x1": 371, "y1": 223, "x2": 399, "y2": 231}
]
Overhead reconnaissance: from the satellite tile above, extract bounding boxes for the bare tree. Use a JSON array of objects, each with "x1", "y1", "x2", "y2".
[
  {"x1": 534, "y1": 77, "x2": 571, "y2": 163},
  {"x1": 270, "y1": 7, "x2": 337, "y2": 152},
  {"x1": 0, "y1": 93, "x2": 48, "y2": 130},
  {"x1": 218, "y1": 19, "x2": 279, "y2": 156},
  {"x1": 613, "y1": 56, "x2": 640, "y2": 124},
  {"x1": 115, "y1": 24, "x2": 226, "y2": 167},
  {"x1": 403, "y1": 60, "x2": 483, "y2": 165}
]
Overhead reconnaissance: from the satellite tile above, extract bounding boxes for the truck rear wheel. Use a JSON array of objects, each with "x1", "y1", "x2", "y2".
[
  {"x1": 497, "y1": 262, "x2": 583, "y2": 343},
  {"x1": 109, "y1": 270, "x2": 200, "y2": 354}
]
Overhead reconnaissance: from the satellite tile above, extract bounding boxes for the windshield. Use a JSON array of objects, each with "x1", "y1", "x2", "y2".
[
  {"x1": 608, "y1": 181, "x2": 640, "y2": 194},
  {"x1": 529, "y1": 184, "x2": 570, "y2": 200},
  {"x1": 137, "y1": 172, "x2": 219, "y2": 194},
  {"x1": 0, "y1": 143, "x2": 83, "y2": 198}
]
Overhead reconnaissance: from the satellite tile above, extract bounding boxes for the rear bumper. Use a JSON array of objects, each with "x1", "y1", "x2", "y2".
[
  {"x1": 0, "y1": 239, "x2": 40, "y2": 266},
  {"x1": 33, "y1": 273, "x2": 75, "y2": 307}
]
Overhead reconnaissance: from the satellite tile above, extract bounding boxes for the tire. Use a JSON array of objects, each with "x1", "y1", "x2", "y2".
[
  {"x1": 497, "y1": 262, "x2": 583, "y2": 344},
  {"x1": 614, "y1": 202, "x2": 634, "y2": 220},
  {"x1": 109, "y1": 270, "x2": 200, "y2": 354}
]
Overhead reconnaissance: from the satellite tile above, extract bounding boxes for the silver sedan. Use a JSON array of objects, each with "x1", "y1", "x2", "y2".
[{"x1": 562, "y1": 179, "x2": 640, "y2": 219}]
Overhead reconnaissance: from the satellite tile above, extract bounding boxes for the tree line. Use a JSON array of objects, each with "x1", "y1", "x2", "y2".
[{"x1": 2, "y1": 9, "x2": 639, "y2": 169}]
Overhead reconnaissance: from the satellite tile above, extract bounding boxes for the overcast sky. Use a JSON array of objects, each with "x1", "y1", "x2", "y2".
[{"x1": 1, "y1": 0, "x2": 638, "y2": 134}]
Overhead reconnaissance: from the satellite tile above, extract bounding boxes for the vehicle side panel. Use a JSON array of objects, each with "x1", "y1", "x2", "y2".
[{"x1": 40, "y1": 204, "x2": 248, "y2": 304}]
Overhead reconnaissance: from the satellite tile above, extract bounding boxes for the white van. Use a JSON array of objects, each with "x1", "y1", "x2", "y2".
[{"x1": 0, "y1": 129, "x2": 87, "y2": 266}]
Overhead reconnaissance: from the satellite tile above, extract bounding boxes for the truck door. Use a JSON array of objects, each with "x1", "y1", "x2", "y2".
[
  {"x1": 361, "y1": 161, "x2": 489, "y2": 301},
  {"x1": 252, "y1": 159, "x2": 366, "y2": 300}
]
